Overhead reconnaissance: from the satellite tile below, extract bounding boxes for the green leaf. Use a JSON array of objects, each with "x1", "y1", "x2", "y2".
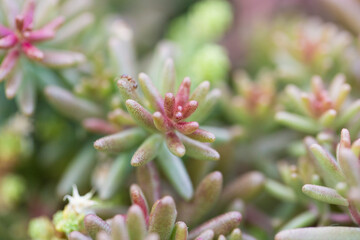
[
  {"x1": 280, "y1": 211, "x2": 318, "y2": 230},
  {"x1": 149, "y1": 196, "x2": 177, "y2": 240},
  {"x1": 180, "y1": 171, "x2": 223, "y2": 225},
  {"x1": 302, "y1": 184, "x2": 348, "y2": 206},
  {"x1": 188, "y1": 212, "x2": 242, "y2": 239},
  {"x1": 57, "y1": 145, "x2": 96, "y2": 197},
  {"x1": 45, "y1": 86, "x2": 103, "y2": 121},
  {"x1": 126, "y1": 99, "x2": 157, "y2": 132},
  {"x1": 264, "y1": 179, "x2": 296, "y2": 202},
  {"x1": 159, "y1": 58, "x2": 176, "y2": 94},
  {"x1": 275, "y1": 227, "x2": 360, "y2": 240},
  {"x1": 127, "y1": 205, "x2": 147, "y2": 240},
  {"x1": 179, "y1": 134, "x2": 219, "y2": 161},
  {"x1": 132, "y1": 134, "x2": 163, "y2": 166},
  {"x1": 222, "y1": 172, "x2": 265, "y2": 202},
  {"x1": 94, "y1": 128, "x2": 146, "y2": 153},
  {"x1": 194, "y1": 230, "x2": 214, "y2": 240},
  {"x1": 139, "y1": 72, "x2": 163, "y2": 111},
  {"x1": 275, "y1": 112, "x2": 320, "y2": 134},
  {"x1": 84, "y1": 214, "x2": 111, "y2": 239},
  {"x1": 170, "y1": 221, "x2": 188, "y2": 240},
  {"x1": 157, "y1": 143, "x2": 193, "y2": 200},
  {"x1": 111, "y1": 215, "x2": 129, "y2": 240},
  {"x1": 310, "y1": 144, "x2": 345, "y2": 187},
  {"x1": 339, "y1": 148, "x2": 360, "y2": 187},
  {"x1": 99, "y1": 154, "x2": 132, "y2": 199},
  {"x1": 136, "y1": 162, "x2": 161, "y2": 206}
]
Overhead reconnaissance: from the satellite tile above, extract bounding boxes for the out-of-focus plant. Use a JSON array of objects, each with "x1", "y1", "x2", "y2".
[
  {"x1": 276, "y1": 74, "x2": 360, "y2": 136},
  {"x1": 271, "y1": 17, "x2": 352, "y2": 84},
  {"x1": 0, "y1": 0, "x2": 93, "y2": 115},
  {"x1": 0, "y1": 114, "x2": 32, "y2": 172},
  {"x1": 224, "y1": 69, "x2": 278, "y2": 134},
  {"x1": 166, "y1": 0, "x2": 232, "y2": 86},
  {"x1": 29, "y1": 171, "x2": 264, "y2": 240},
  {"x1": 94, "y1": 66, "x2": 220, "y2": 200},
  {"x1": 300, "y1": 129, "x2": 360, "y2": 225}
]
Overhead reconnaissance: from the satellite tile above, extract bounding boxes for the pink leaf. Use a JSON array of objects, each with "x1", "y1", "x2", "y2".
[
  {"x1": 182, "y1": 100, "x2": 198, "y2": 119},
  {"x1": 0, "y1": 34, "x2": 18, "y2": 49},
  {"x1": 22, "y1": 42, "x2": 44, "y2": 60},
  {"x1": 0, "y1": 24, "x2": 13, "y2": 37},
  {"x1": 0, "y1": 49, "x2": 19, "y2": 81},
  {"x1": 175, "y1": 77, "x2": 191, "y2": 108},
  {"x1": 21, "y1": 0, "x2": 35, "y2": 30},
  {"x1": 41, "y1": 50, "x2": 85, "y2": 67},
  {"x1": 175, "y1": 121, "x2": 199, "y2": 135}
]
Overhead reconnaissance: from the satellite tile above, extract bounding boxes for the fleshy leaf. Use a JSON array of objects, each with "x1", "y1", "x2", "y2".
[
  {"x1": 170, "y1": 221, "x2": 188, "y2": 240},
  {"x1": 157, "y1": 143, "x2": 193, "y2": 200},
  {"x1": 45, "y1": 86, "x2": 103, "y2": 121},
  {"x1": 41, "y1": 50, "x2": 85, "y2": 67},
  {"x1": 132, "y1": 134, "x2": 163, "y2": 166},
  {"x1": 310, "y1": 144, "x2": 345, "y2": 187},
  {"x1": 139, "y1": 72, "x2": 163, "y2": 111},
  {"x1": 84, "y1": 214, "x2": 111, "y2": 239},
  {"x1": 136, "y1": 162, "x2": 161, "y2": 206},
  {"x1": 188, "y1": 212, "x2": 242, "y2": 239},
  {"x1": 111, "y1": 215, "x2": 129, "y2": 240},
  {"x1": 127, "y1": 205, "x2": 147, "y2": 240},
  {"x1": 275, "y1": 227, "x2": 360, "y2": 240},
  {"x1": 94, "y1": 128, "x2": 146, "y2": 153},
  {"x1": 180, "y1": 171, "x2": 223, "y2": 225},
  {"x1": 99, "y1": 154, "x2": 132, "y2": 199},
  {"x1": 126, "y1": 99, "x2": 157, "y2": 132},
  {"x1": 179, "y1": 134, "x2": 219, "y2": 161},
  {"x1": 130, "y1": 184, "x2": 149, "y2": 220},
  {"x1": 149, "y1": 196, "x2": 177, "y2": 240},
  {"x1": 165, "y1": 132, "x2": 186, "y2": 157},
  {"x1": 302, "y1": 184, "x2": 348, "y2": 206}
]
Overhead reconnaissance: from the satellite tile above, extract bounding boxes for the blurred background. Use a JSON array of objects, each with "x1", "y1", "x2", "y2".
[{"x1": 2, "y1": 0, "x2": 360, "y2": 239}]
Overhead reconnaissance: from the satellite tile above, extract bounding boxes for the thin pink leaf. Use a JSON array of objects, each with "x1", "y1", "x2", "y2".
[
  {"x1": 0, "y1": 34, "x2": 18, "y2": 49},
  {"x1": 22, "y1": 42, "x2": 44, "y2": 60},
  {"x1": 41, "y1": 50, "x2": 85, "y2": 67},
  {"x1": 0, "y1": 24, "x2": 14, "y2": 37},
  {"x1": 175, "y1": 77, "x2": 191, "y2": 108},
  {"x1": 0, "y1": 49, "x2": 19, "y2": 81},
  {"x1": 21, "y1": 0, "x2": 35, "y2": 30}
]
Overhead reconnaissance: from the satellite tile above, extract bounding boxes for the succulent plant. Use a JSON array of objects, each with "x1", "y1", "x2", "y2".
[
  {"x1": 276, "y1": 74, "x2": 360, "y2": 135},
  {"x1": 0, "y1": 0, "x2": 91, "y2": 115},
  {"x1": 166, "y1": 0, "x2": 231, "y2": 85},
  {"x1": 66, "y1": 173, "x2": 245, "y2": 240},
  {"x1": 4, "y1": 1, "x2": 360, "y2": 240},
  {"x1": 224, "y1": 69, "x2": 277, "y2": 134},
  {"x1": 93, "y1": 62, "x2": 221, "y2": 200},
  {"x1": 271, "y1": 17, "x2": 352, "y2": 84},
  {"x1": 299, "y1": 129, "x2": 360, "y2": 225}
]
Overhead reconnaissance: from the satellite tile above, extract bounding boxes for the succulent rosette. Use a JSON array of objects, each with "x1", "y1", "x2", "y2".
[
  {"x1": 94, "y1": 61, "x2": 221, "y2": 200},
  {"x1": 272, "y1": 17, "x2": 352, "y2": 84},
  {"x1": 0, "y1": 0, "x2": 91, "y2": 114},
  {"x1": 276, "y1": 74, "x2": 360, "y2": 136}
]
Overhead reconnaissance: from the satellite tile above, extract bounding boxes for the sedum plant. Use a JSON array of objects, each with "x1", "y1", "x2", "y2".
[
  {"x1": 300, "y1": 129, "x2": 360, "y2": 225},
  {"x1": 0, "y1": 0, "x2": 90, "y2": 115},
  {"x1": 29, "y1": 171, "x2": 262, "y2": 240},
  {"x1": 276, "y1": 74, "x2": 360, "y2": 135},
  {"x1": 92, "y1": 60, "x2": 221, "y2": 200},
  {"x1": 271, "y1": 17, "x2": 352, "y2": 84},
  {"x1": 4, "y1": 1, "x2": 360, "y2": 240}
]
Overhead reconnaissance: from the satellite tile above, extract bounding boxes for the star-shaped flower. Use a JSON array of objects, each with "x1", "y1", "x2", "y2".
[{"x1": 63, "y1": 185, "x2": 97, "y2": 215}]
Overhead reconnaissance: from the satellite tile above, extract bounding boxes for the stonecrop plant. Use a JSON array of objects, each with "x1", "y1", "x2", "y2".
[{"x1": 4, "y1": 0, "x2": 360, "y2": 240}]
